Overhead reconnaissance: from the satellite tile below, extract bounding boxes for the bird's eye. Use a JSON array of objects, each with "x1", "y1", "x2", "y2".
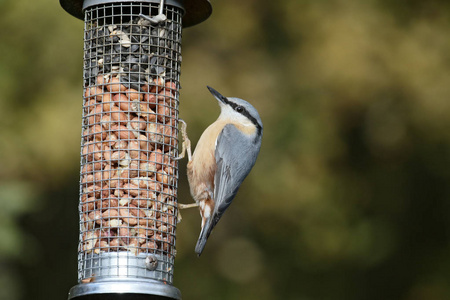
[{"x1": 235, "y1": 106, "x2": 244, "y2": 113}]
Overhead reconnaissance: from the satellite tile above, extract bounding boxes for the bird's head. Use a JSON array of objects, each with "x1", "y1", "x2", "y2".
[{"x1": 207, "y1": 86, "x2": 263, "y2": 136}]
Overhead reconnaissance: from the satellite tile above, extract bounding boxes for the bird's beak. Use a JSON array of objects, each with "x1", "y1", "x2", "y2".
[{"x1": 207, "y1": 86, "x2": 228, "y2": 105}]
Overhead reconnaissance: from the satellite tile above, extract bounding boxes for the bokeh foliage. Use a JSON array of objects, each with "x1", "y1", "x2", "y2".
[{"x1": 0, "y1": 0, "x2": 449, "y2": 299}]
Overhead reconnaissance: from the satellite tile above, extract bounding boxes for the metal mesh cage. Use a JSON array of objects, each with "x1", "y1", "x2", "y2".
[{"x1": 71, "y1": 1, "x2": 183, "y2": 299}]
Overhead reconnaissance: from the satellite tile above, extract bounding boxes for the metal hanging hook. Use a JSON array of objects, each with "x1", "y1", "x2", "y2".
[{"x1": 139, "y1": 0, "x2": 167, "y2": 24}]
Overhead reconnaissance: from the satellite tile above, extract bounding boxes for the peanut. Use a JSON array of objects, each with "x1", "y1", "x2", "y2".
[
  {"x1": 141, "y1": 241, "x2": 157, "y2": 251},
  {"x1": 125, "y1": 88, "x2": 143, "y2": 101},
  {"x1": 118, "y1": 226, "x2": 130, "y2": 237},
  {"x1": 106, "y1": 77, "x2": 126, "y2": 93},
  {"x1": 100, "y1": 114, "x2": 112, "y2": 129},
  {"x1": 131, "y1": 177, "x2": 162, "y2": 191},
  {"x1": 109, "y1": 238, "x2": 120, "y2": 247},
  {"x1": 101, "y1": 185, "x2": 113, "y2": 199},
  {"x1": 156, "y1": 103, "x2": 173, "y2": 123},
  {"x1": 111, "y1": 124, "x2": 135, "y2": 140},
  {"x1": 139, "y1": 134, "x2": 154, "y2": 152},
  {"x1": 139, "y1": 162, "x2": 156, "y2": 177},
  {"x1": 123, "y1": 183, "x2": 141, "y2": 197},
  {"x1": 153, "y1": 77, "x2": 165, "y2": 91},
  {"x1": 81, "y1": 196, "x2": 96, "y2": 212},
  {"x1": 84, "y1": 184, "x2": 102, "y2": 198},
  {"x1": 108, "y1": 176, "x2": 122, "y2": 189},
  {"x1": 118, "y1": 168, "x2": 131, "y2": 181},
  {"x1": 98, "y1": 197, "x2": 119, "y2": 209},
  {"x1": 135, "y1": 102, "x2": 156, "y2": 122},
  {"x1": 156, "y1": 170, "x2": 169, "y2": 186},
  {"x1": 164, "y1": 81, "x2": 177, "y2": 92},
  {"x1": 112, "y1": 139, "x2": 128, "y2": 150},
  {"x1": 88, "y1": 211, "x2": 102, "y2": 225},
  {"x1": 111, "y1": 150, "x2": 127, "y2": 161},
  {"x1": 85, "y1": 99, "x2": 97, "y2": 113},
  {"x1": 119, "y1": 207, "x2": 138, "y2": 225},
  {"x1": 89, "y1": 124, "x2": 107, "y2": 141},
  {"x1": 146, "y1": 124, "x2": 163, "y2": 148},
  {"x1": 110, "y1": 105, "x2": 128, "y2": 125},
  {"x1": 100, "y1": 93, "x2": 113, "y2": 111},
  {"x1": 104, "y1": 218, "x2": 122, "y2": 228},
  {"x1": 94, "y1": 240, "x2": 109, "y2": 253},
  {"x1": 82, "y1": 142, "x2": 102, "y2": 162},
  {"x1": 114, "y1": 188, "x2": 124, "y2": 197},
  {"x1": 164, "y1": 161, "x2": 176, "y2": 175},
  {"x1": 118, "y1": 195, "x2": 132, "y2": 206},
  {"x1": 141, "y1": 84, "x2": 150, "y2": 93},
  {"x1": 84, "y1": 86, "x2": 103, "y2": 100},
  {"x1": 81, "y1": 174, "x2": 95, "y2": 188},
  {"x1": 160, "y1": 122, "x2": 177, "y2": 147},
  {"x1": 102, "y1": 209, "x2": 119, "y2": 218},
  {"x1": 87, "y1": 104, "x2": 103, "y2": 124},
  {"x1": 129, "y1": 160, "x2": 140, "y2": 177},
  {"x1": 96, "y1": 74, "x2": 110, "y2": 86},
  {"x1": 131, "y1": 198, "x2": 153, "y2": 208},
  {"x1": 143, "y1": 93, "x2": 157, "y2": 107},
  {"x1": 128, "y1": 140, "x2": 140, "y2": 159},
  {"x1": 130, "y1": 117, "x2": 146, "y2": 131},
  {"x1": 112, "y1": 93, "x2": 131, "y2": 111},
  {"x1": 82, "y1": 162, "x2": 103, "y2": 173},
  {"x1": 94, "y1": 166, "x2": 111, "y2": 182},
  {"x1": 149, "y1": 149, "x2": 165, "y2": 170},
  {"x1": 99, "y1": 229, "x2": 116, "y2": 238},
  {"x1": 157, "y1": 89, "x2": 174, "y2": 104}
]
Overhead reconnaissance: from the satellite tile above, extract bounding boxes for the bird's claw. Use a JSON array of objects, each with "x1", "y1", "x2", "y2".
[
  {"x1": 177, "y1": 202, "x2": 199, "y2": 223},
  {"x1": 174, "y1": 119, "x2": 192, "y2": 161}
]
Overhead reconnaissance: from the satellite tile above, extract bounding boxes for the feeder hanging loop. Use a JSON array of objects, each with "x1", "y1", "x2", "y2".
[{"x1": 139, "y1": 0, "x2": 167, "y2": 24}]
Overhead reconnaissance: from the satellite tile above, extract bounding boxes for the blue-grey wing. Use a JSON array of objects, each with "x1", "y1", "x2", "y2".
[
  {"x1": 195, "y1": 124, "x2": 262, "y2": 255},
  {"x1": 212, "y1": 124, "x2": 262, "y2": 224}
]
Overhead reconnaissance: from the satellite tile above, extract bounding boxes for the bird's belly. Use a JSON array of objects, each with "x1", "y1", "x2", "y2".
[
  {"x1": 187, "y1": 150, "x2": 215, "y2": 202},
  {"x1": 187, "y1": 124, "x2": 224, "y2": 203}
]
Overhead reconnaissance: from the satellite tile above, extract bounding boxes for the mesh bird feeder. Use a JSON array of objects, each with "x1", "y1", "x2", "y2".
[{"x1": 60, "y1": 1, "x2": 211, "y2": 299}]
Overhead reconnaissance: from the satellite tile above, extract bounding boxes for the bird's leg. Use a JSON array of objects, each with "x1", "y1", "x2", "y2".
[
  {"x1": 174, "y1": 119, "x2": 195, "y2": 223},
  {"x1": 177, "y1": 202, "x2": 199, "y2": 222},
  {"x1": 179, "y1": 203, "x2": 199, "y2": 209},
  {"x1": 174, "y1": 119, "x2": 192, "y2": 162}
]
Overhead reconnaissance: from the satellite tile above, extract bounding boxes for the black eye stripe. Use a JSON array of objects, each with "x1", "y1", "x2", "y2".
[
  {"x1": 226, "y1": 99, "x2": 262, "y2": 138},
  {"x1": 209, "y1": 86, "x2": 263, "y2": 139}
]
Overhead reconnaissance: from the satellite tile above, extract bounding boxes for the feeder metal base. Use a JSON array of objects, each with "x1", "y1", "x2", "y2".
[
  {"x1": 79, "y1": 252, "x2": 174, "y2": 282},
  {"x1": 69, "y1": 279, "x2": 181, "y2": 299}
]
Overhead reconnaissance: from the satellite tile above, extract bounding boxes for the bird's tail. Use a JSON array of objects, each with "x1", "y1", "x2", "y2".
[{"x1": 195, "y1": 217, "x2": 213, "y2": 256}]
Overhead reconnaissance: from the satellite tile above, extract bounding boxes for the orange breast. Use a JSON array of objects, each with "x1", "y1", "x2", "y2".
[{"x1": 187, "y1": 121, "x2": 227, "y2": 203}]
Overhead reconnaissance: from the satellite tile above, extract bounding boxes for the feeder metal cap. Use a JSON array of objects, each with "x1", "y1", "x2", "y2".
[{"x1": 59, "y1": 0, "x2": 212, "y2": 27}]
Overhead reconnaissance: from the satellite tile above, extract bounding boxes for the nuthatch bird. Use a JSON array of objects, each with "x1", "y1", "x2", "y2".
[{"x1": 176, "y1": 86, "x2": 263, "y2": 256}]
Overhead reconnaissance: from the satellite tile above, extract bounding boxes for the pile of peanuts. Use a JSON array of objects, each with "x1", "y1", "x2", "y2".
[{"x1": 80, "y1": 73, "x2": 179, "y2": 256}]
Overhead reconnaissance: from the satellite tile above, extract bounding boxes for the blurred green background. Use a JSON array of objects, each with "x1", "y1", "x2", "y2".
[{"x1": 1, "y1": 0, "x2": 450, "y2": 299}]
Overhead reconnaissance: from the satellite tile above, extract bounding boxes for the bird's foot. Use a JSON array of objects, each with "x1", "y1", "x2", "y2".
[
  {"x1": 174, "y1": 119, "x2": 192, "y2": 162},
  {"x1": 177, "y1": 202, "x2": 199, "y2": 223},
  {"x1": 179, "y1": 203, "x2": 199, "y2": 209}
]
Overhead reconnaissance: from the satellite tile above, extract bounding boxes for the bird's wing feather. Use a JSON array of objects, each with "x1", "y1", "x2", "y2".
[
  {"x1": 213, "y1": 124, "x2": 261, "y2": 225},
  {"x1": 195, "y1": 124, "x2": 262, "y2": 256}
]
